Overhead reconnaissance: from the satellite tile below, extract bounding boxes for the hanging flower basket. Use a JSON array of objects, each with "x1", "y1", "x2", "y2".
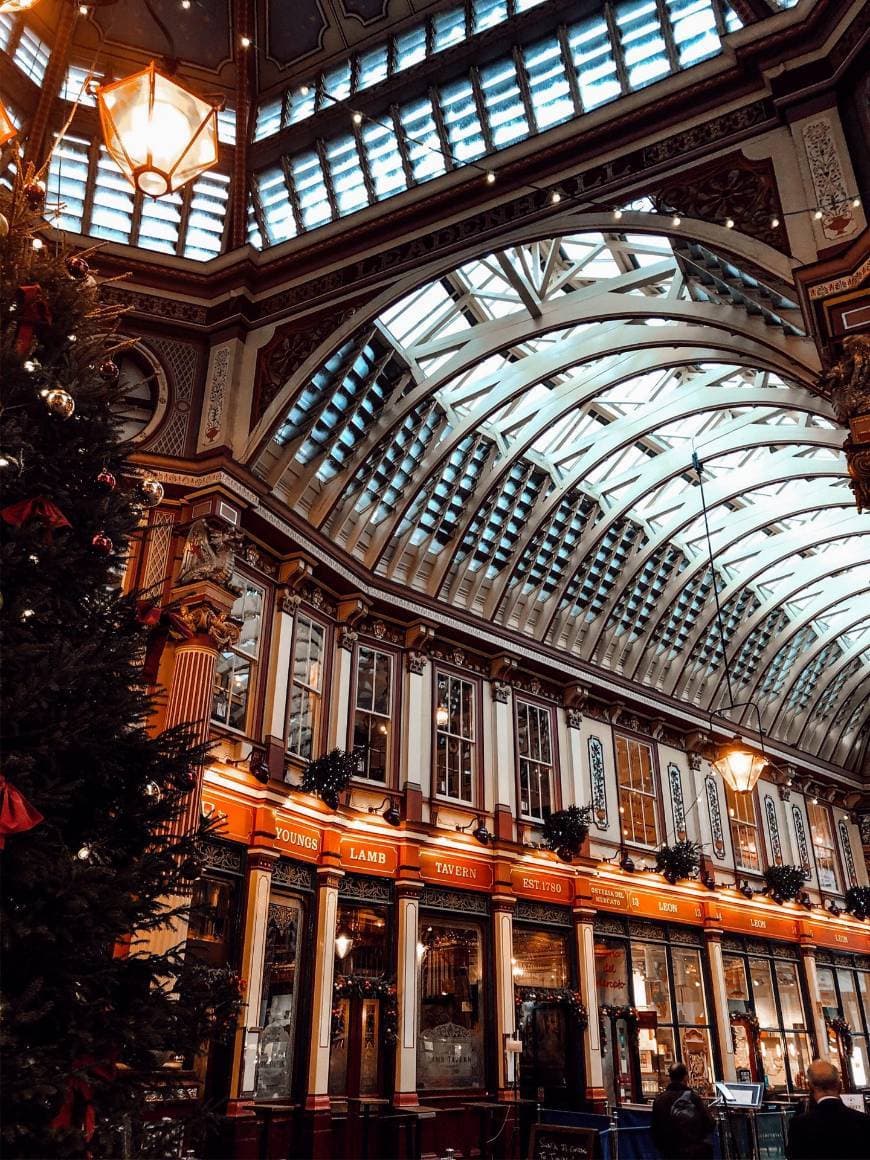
[
  {"x1": 844, "y1": 885, "x2": 870, "y2": 920},
  {"x1": 301, "y1": 748, "x2": 357, "y2": 809},
  {"x1": 515, "y1": 987, "x2": 588, "y2": 1028},
  {"x1": 762, "y1": 865, "x2": 806, "y2": 904},
  {"x1": 826, "y1": 1015, "x2": 854, "y2": 1057},
  {"x1": 655, "y1": 840, "x2": 702, "y2": 884},
  {"x1": 542, "y1": 805, "x2": 591, "y2": 861},
  {"x1": 332, "y1": 976, "x2": 398, "y2": 1045}
]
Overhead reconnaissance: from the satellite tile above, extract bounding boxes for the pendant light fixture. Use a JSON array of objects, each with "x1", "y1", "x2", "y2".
[
  {"x1": 0, "y1": 2, "x2": 42, "y2": 13},
  {"x1": 694, "y1": 452, "x2": 768, "y2": 795},
  {"x1": 96, "y1": 62, "x2": 219, "y2": 197},
  {"x1": 0, "y1": 98, "x2": 16, "y2": 148}
]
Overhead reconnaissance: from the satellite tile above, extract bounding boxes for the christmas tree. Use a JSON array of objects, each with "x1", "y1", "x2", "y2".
[{"x1": 0, "y1": 168, "x2": 240, "y2": 1157}]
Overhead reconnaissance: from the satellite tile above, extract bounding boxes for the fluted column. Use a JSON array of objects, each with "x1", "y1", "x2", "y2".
[
  {"x1": 573, "y1": 906, "x2": 605, "y2": 1107},
  {"x1": 394, "y1": 881, "x2": 423, "y2": 1105},
  {"x1": 493, "y1": 891, "x2": 517, "y2": 1097},
  {"x1": 164, "y1": 580, "x2": 239, "y2": 837},
  {"x1": 704, "y1": 926, "x2": 737, "y2": 1081},
  {"x1": 306, "y1": 867, "x2": 344, "y2": 1109},
  {"x1": 231, "y1": 834, "x2": 280, "y2": 1099}
]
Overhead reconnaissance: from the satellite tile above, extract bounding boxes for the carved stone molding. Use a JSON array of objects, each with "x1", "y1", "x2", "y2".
[
  {"x1": 492, "y1": 680, "x2": 512, "y2": 705},
  {"x1": 173, "y1": 600, "x2": 240, "y2": 649},
  {"x1": 688, "y1": 751, "x2": 704, "y2": 772},
  {"x1": 280, "y1": 590, "x2": 303, "y2": 615},
  {"x1": 338, "y1": 625, "x2": 358, "y2": 652},
  {"x1": 177, "y1": 517, "x2": 241, "y2": 589},
  {"x1": 566, "y1": 707, "x2": 583, "y2": 730},
  {"x1": 406, "y1": 650, "x2": 428, "y2": 675}
]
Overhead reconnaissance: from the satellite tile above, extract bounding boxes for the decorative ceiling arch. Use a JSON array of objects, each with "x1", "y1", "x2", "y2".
[{"x1": 248, "y1": 219, "x2": 867, "y2": 771}]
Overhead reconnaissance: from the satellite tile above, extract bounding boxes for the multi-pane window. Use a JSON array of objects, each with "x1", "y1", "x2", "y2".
[
  {"x1": 808, "y1": 802, "x2": 839, "y2": 892},
  {"x1": 615, "y1": 735, "x2": 659, "y2": 846},
  {"x1": 723, "y1": 944, "x2": 812, "y2": 1094},
  {"x1": 435, "y1": 673, "x2": 476, "y2": 802},
  {"x1": 286, "y1": 615, "x2": 325, "y2": 760},
  {"x1": 212, "y1": 574, "x2": 264, "y2": 732},
  {"x1": 724, "y1": 784, "x2": 761, "y2": 872},
  {"x1": 352, "y1": 647, "x2": 392, "y2": 782},
  {"x1": 516, "y1": 700, "x2": 553, "y2": 821},
  {"x1": 816, "y1": 962, "x2": 870, "y2": 1089}
]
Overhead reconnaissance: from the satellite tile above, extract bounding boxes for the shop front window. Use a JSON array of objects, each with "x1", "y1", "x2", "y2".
[
  {"x1": 352, "y1": 646, "x2": 392, "y2": 782},
  {"x1": 724, "y1": 785, "x2": 761, "y2": 873},
  {"x1": 254, "y1": 898, "x2": 304, "y2": 1099},
  {"x1": 418, "y1": 920, "x2": 485, "y2": 1090},
  {"x1": 513, "y1": 927, "x2": 570, "y2": 988},
  {"x1": 330, "y1": 901, "x2": 390, "y2": 1097},
  {"x1": 816, "y1": 961, "x2": 870, "y2": 1091},
  {"x1": 724, "y1": 942, "x2": 811, "y2": 1094}
]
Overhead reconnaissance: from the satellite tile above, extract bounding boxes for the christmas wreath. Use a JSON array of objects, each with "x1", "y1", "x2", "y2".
[
  {"x1": 542, "y1": 805, "x2": 592, "y2": 860},
  {"x1": 826, "y1": 1016, "x2": 854, "y2": 1057},
  {"x1": 655, "y1": 840, "x2": 702, "y2": 884},
  {"x1": 331, "y1": 976, "x2": 398, "y2": 1045},
  {"x1": 302, "y1": 748, "x2": 357, "y2": 809},
  {"x1": 762, "y1": 864, "x2": 806, "y2": 904},
  {"x1": 599, "y1": 1005, "x2": 639, "y2": 1026},
  {"x1": 515, "y1": 987, "x2": 588, "y2": 1027},
  {"x1": 844, "y1": 886, "x2": 870, "y2": 920}
]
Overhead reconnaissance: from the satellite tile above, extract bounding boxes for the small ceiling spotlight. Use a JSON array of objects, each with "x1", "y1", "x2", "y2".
[
  {"x1": 485, "y1": 171, "x2": 496, "y2": 185},
  {"x1": 725, "y1": 217, "x2": 735, "y2": 229}
]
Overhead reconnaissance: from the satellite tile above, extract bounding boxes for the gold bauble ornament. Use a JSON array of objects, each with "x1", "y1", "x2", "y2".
[
  {"x1": 45, "y1": 388, "x2": 75, "y2": 418},
  {"x1": 139, "y1": 477, "x2": 164, "y2": 507},
  {"x1": 0, "y1": 212, "x2": 9, "y2": 239}
]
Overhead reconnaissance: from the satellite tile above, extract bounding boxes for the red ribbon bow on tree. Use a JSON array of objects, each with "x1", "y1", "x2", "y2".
[
  {"x1": 1, "y1": 496, "x2": 71, "y2": 542},
  {"x1": 15, "y1": 283, "x2": 52, "y2": 357},
  {"x1": 50, "y1": 1055, "x2": 117, "y2": 1143},
  {"x1": 0, "y1": 773, "x2": 43, "y2": 848}
]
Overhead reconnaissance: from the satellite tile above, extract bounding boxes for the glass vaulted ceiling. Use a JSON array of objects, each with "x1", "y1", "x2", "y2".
[{"x1": 257, "y1": 225, "x2": 870, "y2": 773}]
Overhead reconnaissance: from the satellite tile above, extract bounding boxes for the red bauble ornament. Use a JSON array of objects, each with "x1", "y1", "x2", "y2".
[
  {"x1": 98, "y1": 360, "x2": 119, "y2": 383},
  {"x1": 65, "y1": 255, "x2": 90, "y2": 281},
  {"x1": 91, "y1": 531, "x2": 113, "y2": 555},
  {"x1": 95, "y1": 469, "x2": 117, "y2": 492},
  {"x1": 23, "y1": 180, "x2": 46, "y2": 211}
]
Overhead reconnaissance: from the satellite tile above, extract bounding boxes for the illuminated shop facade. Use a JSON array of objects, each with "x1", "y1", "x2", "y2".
[{"x1": 4, "y1": 0, "x2": 869, "y2": 1154}]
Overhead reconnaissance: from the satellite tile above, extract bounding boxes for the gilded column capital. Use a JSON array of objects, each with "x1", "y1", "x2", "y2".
[{"x1": 173, "y1": 600, "x2": 240, "y2": 649}]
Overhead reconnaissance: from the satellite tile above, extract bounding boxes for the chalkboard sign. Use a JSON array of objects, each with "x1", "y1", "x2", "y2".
[{"x1": 528, "y1": 1123, "x2": 599, "y2": 1160}]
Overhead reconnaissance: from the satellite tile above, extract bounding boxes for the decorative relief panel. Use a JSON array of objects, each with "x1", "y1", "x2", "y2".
[
  {"x1": 838, "y1": 818, "x2": 858, "y2": 888},
  {"x1": 802, "y1": 116, "x2": 855, "y2": 240},
  {"x1": 144, "y1": 336, "x2": 200, "y2": 457},
  {"x1": 515, "y1": 901, "x2": 571, "y2": 928},
  {"x1": 339, "y1": 873, "x2": 394, "y2": 903},
  {"x1": 764, "y1": 796, "x2": 783, "y2": 867},
  {"x1": 272, "y1": 858, "x2": 315, "y2": 891},
  {"x1": 706, "y1": 776, "x2": 726, "y2": 859},
  {"x1": 421, "y1": 886, "x2": 489, "y2": 915},
  {"x1": 588, "y1": 736, "x2": 608, "y2": 831},
  {"x1": 792, "y1": 806, "x2": 811, "y2": 877},
  {"x1": 668, "y1": 763, "x2": 687, "y2": 842},
  {"x1": 201, "y1": 839, "x2": 244, "y2": 874},
  {"x1": 202, "y1": 344, "x2": 232, "y2": 445}
]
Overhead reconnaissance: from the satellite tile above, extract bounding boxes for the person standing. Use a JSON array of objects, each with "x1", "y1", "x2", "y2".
[
  {"x1": 651, "y1": 1062, "x2": 716, "y2": 1159},
  {"x1": 786, "y1": 1060, "x2": 870, "y2": 1160}
]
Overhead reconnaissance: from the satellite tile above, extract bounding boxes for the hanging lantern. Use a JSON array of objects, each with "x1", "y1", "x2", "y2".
[
  {"x1": 0, "y1": 2, "x2": 42, "y2": 13},
  {"x1": 0, "y1": 98, "x2": 16, "y2": 148},
  {"x1": 710, "y1": 737, "x2": 766, "y2": 794},
  {"x1": 335, "y1": 929, "x2": 353, "y2": 960},
  {"x1": 96, "y1": 62, "x2": 219, "y2": 198}
]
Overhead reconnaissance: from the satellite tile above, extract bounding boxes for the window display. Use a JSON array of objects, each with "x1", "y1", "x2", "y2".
[
  {"x1": 254, "y1": 897, "x2": 305, "y2": 1099},
  {"x1": 815, "y1": 959, "x2": 870, "y2": 1091},
  {"x1": 418, "y1": 920, "x2": 485, "y2": 1090},
  {"x1": 723, "y1": 940, "x2": 811, "y2": 1094},
  {"x1": 352, "y1": 646, "x2": 393, "y2": 782}
]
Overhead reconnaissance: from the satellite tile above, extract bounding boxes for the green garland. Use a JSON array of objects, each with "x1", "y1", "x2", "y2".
[
  {"x1": 844, "y1": 886, "x2": 870, "y2": 920},
  {"x1": 826, "y1": 1015, "x2": 854, "y2": 1057},
  {"x1": 302, "y1": 748, "x2": 357, "y2": 809},
  {"x1": 331, "y1": 976, "x2": 398, "y2": 1045},
  {"x1": 730, "y1": 1011, "x2": 761, "y2": 1043},
  {"x1": 762, "y1": 864, "x2": 806, "y2": 903},
  {"x1": 599, "y1": 1005, "x2": 639, "y2": 1026},
  {"x1": 515, "y1": 987, "x2": 587, "y2": 1027}
]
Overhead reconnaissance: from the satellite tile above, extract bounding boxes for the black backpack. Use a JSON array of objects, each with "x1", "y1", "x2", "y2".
[{"x1": 670, "y1": 1089, "x2": 708, "y2": 1140}]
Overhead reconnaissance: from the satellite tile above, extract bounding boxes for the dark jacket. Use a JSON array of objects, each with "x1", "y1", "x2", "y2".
[
  {"x1": 651, "y1": 1082, "x2": 716, "y2": 1160},
  {"x1": 786, "y1": 1096, "x2": 870, "y2": 1160}
]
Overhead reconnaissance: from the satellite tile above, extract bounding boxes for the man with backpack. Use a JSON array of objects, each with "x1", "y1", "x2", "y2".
[{"x1": 651, "y1": 1062, "x2": 716, "y2": 1159}]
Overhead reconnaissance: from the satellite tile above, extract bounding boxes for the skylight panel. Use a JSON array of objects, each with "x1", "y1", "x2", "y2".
[
  {"x1": 566, "y1": 16, "x2": 622, "y2": 111},
  {"x1": 138, "y1": 190, "x2": 182, "y2": 255},
  {"x1": 432, "y1": 7, "x2": 467, "y2": 53},
  {"x1": 46, "y1": 134, "x2": 89, "y2": 233},
  {"x1": 615, "y1": 0, "x2": 671, "y2": 91},
  {"x1": 324, "y1": 134, "x2": 369, "y2": 216},
  {"x1": 398, "y1": 98, "x2": 448, "y2": 182},
  {"x1": 478, "y1": 58, "x2": 529, "y2": 149},
  {"x1": 0, "y1": 12, "x2": 14, "y2": 52},
  {"x1": 361, "y1": 119, "x2": 409, "y2": 201},
  {"x1": 666, "y1": 0, "x2": 721, "y2": 66},
  {"x1": 439, "y1": 76, "x2": 487, "y2": 163},
  {"x1": 395, "y1": 24, "x2": 428, "y2": 70},
  {"x1": 256, "y1": 167, "x2": 296, "y2": 244},
  {"x1": 217, "y1": 108, "x2": 236, "y2": 145},
  {"x1": 289, "y1": 151, "x2": 332, "y2": 230},
  {"x1": 184, "y1": 172, "x2": 230, "y2": 260},
  {"x1": 321, "y1": 59, "x2": 352, "y2": 103},
  {"x1": 474, "y1": 0, "x2": 509, "y2": 31},
  {"x1": 14, "y1": 25, "x2": 50, "y2": 86},
  {"x1": 254, "y1": 96, "x2": 283, "y2": 141},
  {"x1": 523, "y1": 37, "x2": 575, "y2": 130},
  {"x1": 90, "y1": 148, "x2": 134, "y2": 245},
  {"x1": 60, "y1": 65, "x2": 101, "y2": 106}
]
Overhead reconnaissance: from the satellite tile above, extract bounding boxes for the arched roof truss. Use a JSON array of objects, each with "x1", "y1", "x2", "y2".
[{"x1": 250, "y1": 220, "x2": 868, "y2": 771}]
